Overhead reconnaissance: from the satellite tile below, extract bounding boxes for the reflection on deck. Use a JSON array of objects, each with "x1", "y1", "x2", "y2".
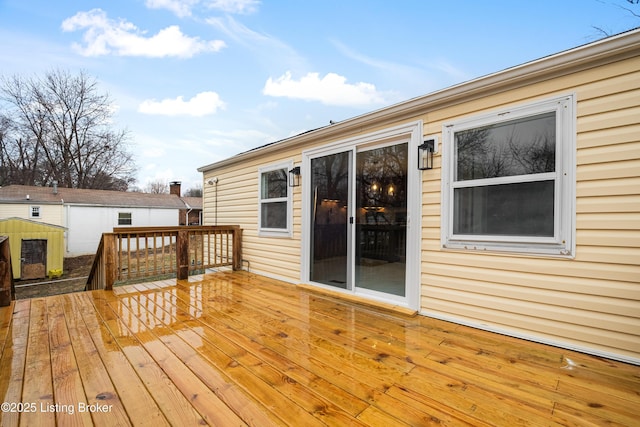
[{"x1": 1, "y1": 271, "x2": 639, "y2": 426}]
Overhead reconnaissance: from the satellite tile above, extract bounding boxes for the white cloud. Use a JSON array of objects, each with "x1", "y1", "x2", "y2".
[
  {"x1": 206, "y1": 128, "x2": 274, "y2": 148},
  {"x1": 332, "y1": 39, "x2": 411, "y2": 73},
  {"x1": 206, "y1": 16, "x2": 308, "y2": 72},
  {"x1": 207, "y1": 15, "x2": 273, "y2": 46},
  {"x1": 145, "y1": 0, "x2": 259, "y2": 17},
  {"x1": 430, "y1": 59, "x2": 470, "y2": 82},
  {"x1": 61, "y1": 9, "x2": 225, "y2": 58},
  {"x1": 263, "y1": 71, "x2": 388, "y2": 107},
  {"x1": 143, "y1": 147, "x2": 166, "y2": 158},
  {"x1": 138, "y1": 91, "x2": 226, "y2": 116},
  {"x1": 256, "y1": 100, "x2": 278, "y2": 111},
  {"x1": 206, "y1": 0, "x2": 260, "y2": 14},
  {"x1": 145, "y1": 0, "x2": 199, "y2": 17}
]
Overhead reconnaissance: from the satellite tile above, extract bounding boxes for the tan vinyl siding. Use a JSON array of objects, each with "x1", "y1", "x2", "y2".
[
  {"x1": 0, "y1": 203, "x2": 64, "y2": 227},
  {"x1": 203, "y1": 150, "x2": 304, "y2": 283},
  {"x1": 201, "y1": 33, "x2": 640, "y2": 363},
  {"x1": 0, "y1": 204, "x2": 29, "y2": 218},
  {"x1": 203, "y1": 127, "x2": 417, "y2": 282},
  {"x1": 420, "y1": 56, "x2": 640, "y2": 363}
]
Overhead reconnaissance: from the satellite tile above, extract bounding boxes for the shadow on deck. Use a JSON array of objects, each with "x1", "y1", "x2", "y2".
[{"x1": 1, "y1": 270, "x2": 639, "y2": 426}]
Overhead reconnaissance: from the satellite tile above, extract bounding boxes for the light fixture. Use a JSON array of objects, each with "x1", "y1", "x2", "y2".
[
  {"x1": 418, "y1": 139, "x2": 435, "y2": 170},
  {"x1": 289, "y1": 166, "x2": 301, "y2": 187}
]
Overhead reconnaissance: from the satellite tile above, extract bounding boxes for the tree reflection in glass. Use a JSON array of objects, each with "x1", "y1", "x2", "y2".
[
  {"x1": 355, "y1": 143, "x2": 408, "y2": 296},
  {"x1": 309, "y1": 151, "x2": 350, "y2": 287},
  {"x1": 453, "y1": 112, "x2": 557, "y2": 237}
]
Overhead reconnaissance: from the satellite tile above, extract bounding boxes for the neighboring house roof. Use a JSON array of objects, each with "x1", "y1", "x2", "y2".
[
  {"x1": 181, "y1": 196, "x2": 203, "y2": 210},
  {"x1": 0, "y1": 185, "x2": 187, "y2": 209},
  {"x1": 0, "y1": 216, "x2": 67, "y2": 230}
]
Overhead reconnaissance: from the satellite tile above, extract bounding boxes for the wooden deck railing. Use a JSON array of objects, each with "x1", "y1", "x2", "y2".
[
  {"x1": 0, "y1": 236, "x2": 14, "y2": 306},
  {"x1": 86, "y1": 226, "x2": 242, "y2": 291}
]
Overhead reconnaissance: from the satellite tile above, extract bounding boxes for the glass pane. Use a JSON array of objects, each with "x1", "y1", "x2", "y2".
[
  {"x1": 261, "y1": 201, "x2": 287, "y2": 229},
  {"x1": 310, "y1": 151, "x2": 350, "y2": 288},
  {"x1": 261, "y1": 169, "x2": 288, "y2": 199},
  {"x1": 118, "y1": 212, "x2": 132, "y2": 225},
  {"x1": 355, "y1": 143, "x2": 407, "y2": 297},
  {"x1": 453, "y1": 180, "x2": 554, "y2": 237},
  {"x1": 455, "y1": 112, "x2": 555, "y2": 181}
]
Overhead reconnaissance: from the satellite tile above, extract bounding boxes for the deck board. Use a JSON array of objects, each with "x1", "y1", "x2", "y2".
[
  {"x1": 70, "y1": 292, "x2": 170, "y2": 426},
  {"x1": 20, "y1": 298, "x2": 55, "y2": 427},
  {"x1": 0, "y1": 270, "x2": 639, "y2": 426},
  {"x1": 0, "y1": 300, "x2": 29, "y2": 427},
  {"x1": 47, "y1": 295, "x2": 94, "y2": 426},
  {"x1": 91, "y1": 291, "x2": 208, "y2": 426}
]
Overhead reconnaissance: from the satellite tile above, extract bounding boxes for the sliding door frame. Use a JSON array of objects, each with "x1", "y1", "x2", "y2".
[{"x1": 301, "y1": 121, "x2": 423, "y2": 310}]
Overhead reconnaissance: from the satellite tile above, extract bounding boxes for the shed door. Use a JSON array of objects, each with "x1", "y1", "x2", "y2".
[{"x1": 21, "y1": 239, "x2": 47, "y2": 280}]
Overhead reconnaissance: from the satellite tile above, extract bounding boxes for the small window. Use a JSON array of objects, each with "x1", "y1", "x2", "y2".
[
  {"x1": 30, "y1": 206, "x2": 40, "y2": 218},
  {"x1": 258, "y1": 162, "x2": 292, "y2": 236},
  {"x1": 118, "y1": 212, "x2": 132, "y2": 225},
  {"x1": 442, "y1": 95, "x2": 575, "y2": 256}
]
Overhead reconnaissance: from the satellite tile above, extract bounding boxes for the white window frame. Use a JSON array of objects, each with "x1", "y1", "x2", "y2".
[
  {"x1": 301, "y1": 121, "x2": 423, "y2": 311},
  {"x1": 30, "y1": 206, "x2": 41, "y2": 218},
  {"x1": 441, "y1": 95, "x2": 576, "y2": 257},
  {"x1": 118, "y1": 212, "x2": 132, "y2": 226},
  {"x1": 258, "y1": 161, "x2": 293, "y2": 237}
]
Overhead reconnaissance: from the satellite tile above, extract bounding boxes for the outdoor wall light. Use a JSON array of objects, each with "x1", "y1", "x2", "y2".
[
  {"x1": 289, "y1": 166, "x2": 301, "y2": 187},
  {"x1": 418, "y1": 139, "x2": 435, "y2": 170}
]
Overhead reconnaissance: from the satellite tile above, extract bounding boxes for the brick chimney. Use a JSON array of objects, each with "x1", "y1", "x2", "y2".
[{"x1": 169, "y1": 181, "x2": 181, "y2": 196}]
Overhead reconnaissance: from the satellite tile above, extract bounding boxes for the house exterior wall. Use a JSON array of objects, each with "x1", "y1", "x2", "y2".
[
  {"x1": 417, "y1": 56, "x2": 640, "y2": 364},
  {"x1": 0, "y1": 203, "x2": 65, "y2": 227},
  {"x1": 0, "y1": 219, "x2": 64, "y2": 279},
  {"x1": 179, "y1": 208, "x2": 202, "y2": 225},
  {"x1": 200, "y1": 36, "x2": 640, "y2": 363},
  {"x1": 65, "y1": 205, "x2": 180, "y2": 256},
  {"x1": 203, "y1": 151, "x2": 303, "y2": 282},
  {"x1": 202, "y1": 126, "x2": 417, "y2": 283}
]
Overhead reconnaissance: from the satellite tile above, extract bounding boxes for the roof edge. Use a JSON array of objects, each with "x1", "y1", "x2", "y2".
[
  {"x1": 198, "y1": 28, "x2": 640, "y2": 173},
  {"x1": 0, "y1": 217, "x2": 68, "y2": 230}
]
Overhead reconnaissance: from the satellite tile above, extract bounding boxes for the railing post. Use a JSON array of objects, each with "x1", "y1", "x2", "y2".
[
  {"x1": 232, "y1": 227, "x2": 243, "y2": 271},
  {"x1": 177, "y1": 229, "x2": 189, "y2": 280},
  {"x1": 0, "y1": 237, "x2": 14, "y2": 306},
  {"x1": 104, "y1": 234, "x2": 117, "y2": 291}
]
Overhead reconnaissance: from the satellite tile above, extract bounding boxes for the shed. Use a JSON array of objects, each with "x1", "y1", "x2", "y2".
[
  {"x1": 0, "y1": 217, "x2": 65, "y2": 280},
  {"x1": 0, "y1": 184, "x2": 189, "y2": 256}
]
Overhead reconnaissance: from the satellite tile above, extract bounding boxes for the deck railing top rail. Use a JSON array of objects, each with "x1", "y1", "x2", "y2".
[
  {"x1": 112, "y1": 225, "x2": 241, "y2": 234},
  {"x1": 86, "y1": 225, "x2": 242, "y2": 291}
]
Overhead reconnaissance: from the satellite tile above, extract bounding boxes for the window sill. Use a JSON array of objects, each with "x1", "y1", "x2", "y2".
[
  {"x1": 258, "y1": 229, "x2": 293, "y2": 238},
  {"x1": 441, "y1": 241, "x2": 574, "y2": 259}
]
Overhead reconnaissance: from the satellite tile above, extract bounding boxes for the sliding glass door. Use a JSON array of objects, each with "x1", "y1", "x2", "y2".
[
  {"x1": 308, "y1": 142, "x2": 408, "y2": 298},
  {"x1": 309, "y1": 150, "x2": 351, "y2": 288},
  {"x1": 355, "y1": 143, "x2": 408, "y2": 297}
]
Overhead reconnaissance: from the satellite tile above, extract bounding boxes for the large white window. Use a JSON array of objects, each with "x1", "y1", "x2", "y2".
[
  {"x1": 442, "y1": 95, "x2": 575, "y2": 256},
  {"x1": 258, "y1": 161, "x2": 293, "y2": 237}
]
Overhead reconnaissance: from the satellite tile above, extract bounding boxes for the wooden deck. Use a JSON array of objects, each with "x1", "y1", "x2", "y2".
[{"x1": 1, "y1": 271, "x2": 639, "y2": 426}]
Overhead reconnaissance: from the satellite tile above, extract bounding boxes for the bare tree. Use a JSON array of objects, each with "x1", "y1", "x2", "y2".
[
  {"x1": 145, "y1": 179, "x2": 169, "y2": 194},
  {"x1": 592, "y1": 0, "x2": 640, "y2": 37},
  {"x1": 184, "y1": 185, "x2": 203, "y2": 197},
  {"x1": 0, "y1": 69, "x2": 136, "y2": 189}
]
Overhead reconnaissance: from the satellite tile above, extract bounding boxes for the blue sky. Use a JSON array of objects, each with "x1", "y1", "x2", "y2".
[{"x1": 0, "y1": 0, "x2": 636, "y2": 192}]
